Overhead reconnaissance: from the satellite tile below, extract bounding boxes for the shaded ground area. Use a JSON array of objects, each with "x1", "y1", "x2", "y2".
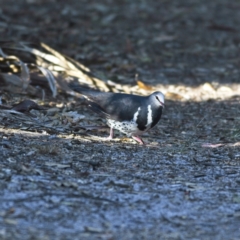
[{"x1": 0, "y1": 0, "x2": 240, "y2": 239}]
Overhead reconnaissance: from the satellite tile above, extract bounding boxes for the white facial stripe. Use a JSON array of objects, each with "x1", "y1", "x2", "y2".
[
  {"x1": 146, "y1": 105, "x2": 152, "y2": 128},
  {"x1": 160, "y1": 95, "x2": 164, "y2": 103},
  {"x1": 156, "y1": 93, "x2": 164, "y2": 104},
  {"x1": 133, "y1": 107, "x2": 141, "y2": 122}
]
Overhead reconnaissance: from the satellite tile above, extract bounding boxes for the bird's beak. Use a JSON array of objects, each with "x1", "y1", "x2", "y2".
[{"x1": 160, "y1": 101, "x2": 165, "y2": 108}]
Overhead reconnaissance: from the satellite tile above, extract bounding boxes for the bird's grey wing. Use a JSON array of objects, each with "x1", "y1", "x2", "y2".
[
  {"x1": 70, "y1": 86, "x2": 114, "y2": 117},
  {"x1": 98, "y1": 95, "x2": 145, "y2": 121},
  {"x1": 87, "y1": 101, "x2": 111, "y2": 119},
  {"x1": 70, "y1": 86, "x2": 144, "y2": 121},
  {"x1": 84, "y1": 92, "x2": 144, "y2": 122}
]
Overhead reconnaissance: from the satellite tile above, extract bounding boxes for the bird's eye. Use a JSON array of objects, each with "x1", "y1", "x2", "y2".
[{"x1": 155, "y1": 95, "x2": 164, "y2": 107}]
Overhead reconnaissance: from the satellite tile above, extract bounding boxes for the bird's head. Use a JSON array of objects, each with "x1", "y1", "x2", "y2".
[{"x1": 150, "y1": 91, "x2": 165, "y2": 108}]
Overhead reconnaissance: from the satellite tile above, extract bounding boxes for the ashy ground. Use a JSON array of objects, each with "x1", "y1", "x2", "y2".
[{"x1": 0, "y1": 0, "x2": 240, "y2": 239}]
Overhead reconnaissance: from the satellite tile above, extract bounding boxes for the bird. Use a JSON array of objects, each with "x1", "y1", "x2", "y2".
[{"x1": 74, "y1": 87, "x2": 165, "y2": 144}]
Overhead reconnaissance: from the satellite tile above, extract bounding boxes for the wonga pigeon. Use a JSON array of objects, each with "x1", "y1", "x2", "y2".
[{"x1": 75, "y1": 88, "x2": 165, "y2": 144}]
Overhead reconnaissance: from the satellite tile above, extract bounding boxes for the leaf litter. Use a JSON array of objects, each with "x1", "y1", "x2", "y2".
[{"x1": 0, "y1": 0, "x2": 240, "y2": 240}]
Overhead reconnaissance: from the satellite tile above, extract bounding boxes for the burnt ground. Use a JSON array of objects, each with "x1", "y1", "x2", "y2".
[{"x1": 0, "y1": 0, "x2": 240, "y2": 239}]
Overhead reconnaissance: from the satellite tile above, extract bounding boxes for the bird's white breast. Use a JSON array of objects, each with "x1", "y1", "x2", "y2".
[{"x1": 107, "y1": 107, "x2": 144, "y2": 136}]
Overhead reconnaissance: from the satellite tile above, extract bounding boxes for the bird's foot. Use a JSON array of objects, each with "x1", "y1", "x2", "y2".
[
  {"x1": 105, "y1": 135, "x2": 113, "y2": 140},
  {"x1": 104, "y1": 128, "x2": 114, "y2": 141},
  {"x1": 132, "y1": 135, "x2": 144, "y2": 145}
]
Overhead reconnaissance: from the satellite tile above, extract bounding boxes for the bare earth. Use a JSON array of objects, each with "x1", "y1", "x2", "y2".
[{"x1": 0, "y1": 0, "x2": 240, "y2": 239}]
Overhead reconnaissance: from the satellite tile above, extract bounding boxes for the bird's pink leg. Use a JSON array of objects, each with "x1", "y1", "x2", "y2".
[
  {"x1": 106, "y1": 127, "x2": 114, "y2": 140},
  {"x1": 132, "y1": 135, "x2": 144, "y2": 145}
]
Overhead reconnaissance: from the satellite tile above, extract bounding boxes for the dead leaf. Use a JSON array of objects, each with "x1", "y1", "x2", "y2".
[
  {"x1": 217, "y1": 86, "x2": 232, "y2": 93},
  {"x1": 4, "y1": 218, "x2": 17, "y2": 225},
  {"x1": 1, "y1": 73, "x2": 22, "y2": 86},
  {"x1": 20, "y1": 62, "x2": 30, "y2": 90},
  {"x1": 136, "y1": 80, "x2": 153, "y2": 90},
  {"x1": 202, "y1": 82, "x2": 215, "y2": 92},
  {"x1": 201, "y1": 143, "x2": 224, "y2": 148},
  {"x1": 37, "y1": 66, "x2": 57, "y2": 97},
  {"x1": 165, "y1": 92, "x2": 184, "y2": 100},
  {"x1": 153, "y1": 35, "x2": 175, "y2": 42},
  {"x1": 208, "y1": 24, "x2": 236, "y2": 32},
  {"x1": 45, "y1": 162, "x2": 70, "y2": 168},
  {"x1": 12, "y1": 99, "x2": 42, "y2": 113}
]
